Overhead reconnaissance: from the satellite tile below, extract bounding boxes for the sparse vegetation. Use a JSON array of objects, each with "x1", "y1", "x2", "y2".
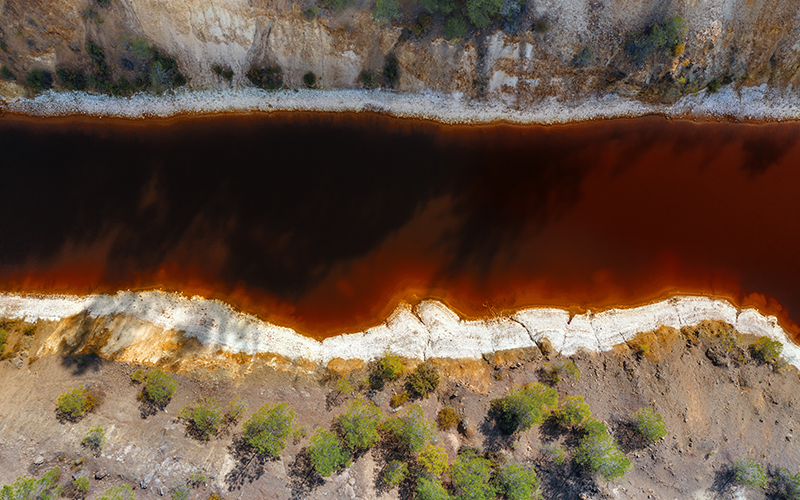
[
  {"x1": 374, "y1": 0, "x2": 401, "y2": 22},
  {"x1": 418, "y1": 443, "x2": 449, "y2": 476},
  {"x1": 25, "y1": 69, "x2": 53, "y2": 92},
  {"x1": 82, "y1": 425, "x2": 106, "y2": 452},
  {"x1": 497, "y1": 463, "x2": 542, "y2": 500},
  {"x1": 571, "y1": 45, "x2": 592, "y2": 68},
  {"x1": 359, "y1": 70, "x2": 378, "y2": 89},
  {"x1": 382, "y1": 404, "x2": 435, "y2": 453},
  {"x1": 580, "y1": 417, "x2": 608, "y2": 437},
  {"x1": 144, "y1": 369, "x2": 177, "y2": 405},
  {"x1": 73, "y1": 476, "x2": 91, "y2": 494},
  {"x1": 189, "y1": 470, "x2": 208, "y2": 486},
  {"x1": 384, "y1": 54, "x2": 400, "y2": 88},
  {"x1": 412, "y1": 13, "x2": 433, "y2": 35},
  {"x1": 0, "y1": 468, "x2": 63, "y2": 500},
  {"x1": 212, "y1": 64, "x2": 234, "y2": 81},
  {"x1": 336, "y1": 396, "x2": 383, "y2": 450},
  {"x1": 383, "y1": 460, "x2": 408, "y2": 486},
  {"x1": 226, "y1": 398, "x2": 247, "y2": 423},
  {"x1": 531, "y1": 16, "x2": 551, "y2": 33},
  {"x1": 131, "y1": 369, "x2": 145, "y2": 383},
  {"x1": 322, "y1": 0, "x2": 350, "y2": 10},
  {"x1": 732, "y1": 456, "x2": 767, "y2": 489},
  {"x1": 308, "y1": 428, "x2": 350, "y2": 477},
  {"x1": 444, "y1": 15, "x2": 467, "y2": 40},
  {"x1": 171, "y1": 481, "x2": 190, "y2": 500},
  {"x1": 554, "y1": 396, "x2": 591, "y2": 428},
  {"x1": 0, "y1": 66, "x2": 12, "y2": 80},
  {"x1": 490, "y1": 382, "x2": 558, "y2": 434},
  {"x1": 632, "y1": 407, "x2": 667, "y2": 441},
  {"x1": 406, "y1": 362, "x2": 440, "y2": 398},
  {"x1": 96, "y1": 484, "x2": 135, "y2": 500},
  {"x1": 437, "y1": 407, "x2": 460, "y2": 430},
  {"x1": 775, "y1": 467, "x2": 800, "y2": 500},
  {"x1": 541, "y1": 444, "x2": 566, "y2": 465},
  {"x1": 449, "y1": 448, "x2": 497, "y2": 500},
  {"x1": 625, "y1": 16, "x2": 686, "y2": 61},
  {"x1": 465, "y1": 0, "x2": 503, "y2": 29},
  {"x1": 57, "y1": 385, "x2": 100, "y2": 420},
  {"x1": 750, "y1": 336, "x2": 783, "y2": 365},
  {"x1": 56, "y1": 68, "x2": 87, "y2": 90},
  {"x1": 303, "y1": 71, "x2": 317, "y2": 88},
  {"x1": 179, "y1": 397, "x2": 223, "y2": 440},
  {"x1": 706, "y1": 79, "x2": 721, "y2": 94},
  {"x1": 0, "y1": 330, "x2": 6, "y2": 353},
  {"x1": 242, "y1": 402, "x2": 294, "y2": 457},
  {"x1": 541, "y1": 358, "x2": 580, "y2": 385}
]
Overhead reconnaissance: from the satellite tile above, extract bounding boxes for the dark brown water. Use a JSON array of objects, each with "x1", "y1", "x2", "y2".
[{"x1": 1, "y1": 113, "x2": 799, "y2": 340}]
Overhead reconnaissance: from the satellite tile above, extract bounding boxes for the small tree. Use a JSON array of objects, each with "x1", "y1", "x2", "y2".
[
  {"x1": 303, "y1": 71, "x2": 317, "y2": 88},
  {"x1": 0, "y1": 468, "x2": 62, "y2": 500},
  {"x1": 308, "y1": 428, "x2": 350, "y2": 477},
  {"x1": 775, "y1": 468, "x2": 800, "y2": 500},
  {"x1": 96, "y1": 484, "x2": 135, "y2": 500},
  {"x1": 179, "y1": 397, "x2": 223, "y2": 440},
  {"x1": 632, "y1": 407, "x2": 667, "y2": 441},
  {"x1": 465, "y1": 0, "x2": 503, "y2": 28},
  {"x1": 226, "y1": 398, "x2": 247, "y2": 424},
  {"x1": 490, "y1": 383, "x2": 558, "y2": 434},
  {"x1": 379, "y1": 352, "x2": 406, "y2": 380},
  {"x1": 25, "y1": 69, "x2": 53, "y2": 92},
  {"x1": 416, "y1": 476, "x2": 452, "y2": 500},
  {"x1": 444, "y1": 15, "x2": 467, "y2": 40},
  {"x1": 406, "y1": 362, "x2": 440, "y2": 398},
  {"x1": 374, "y1": 0, "x2": 401, "y2": 21},
  {"x1": 130, "y1": 369, "x2": 145, "y2": 384},
  {"x1": 418, "y1": 444, "x2": 449, "y2": 476},
  {"x1": 554, "y1": 396, "x2": 591, "y2": 428},
  {"x1": 541, "y1": 359, "x2": 580, "y2": 385},
  {"x1": 144, "y1": 369, "x2": 177, "y2": 405},
  {"x1": 242, "y1": 402, "x2": 295, "y2": 457},
  {"x1": 82, "y1": 425, "x2": 106, "y2": 452},
  {"x1": 580, "y1": 418, "x2": 608, "y2": 437},
  {"x1": 72, "y1": 476, "x2": 91, "y2": 495},
  {"x1": 497, "y1": 463, "x2": 542, "y2": 500},
  {"x1": 437, "y1": 407, "x2": 460, "y2": 430},
  {"x1": 750, "y1": 336, "x2": 783, "y2": 365},
  {"x1": 336, "y1": 396, "x2": 383, "y2": 450},
  {"x1": 57, "y1": 386, "x2": 100, "y2": 420},
  {"x1": 382, "y1": 404, "x2": 435, "y2": 453},
  {"x1": 383, "y1": 460, "x2": 408, "y2": 486},
  {"x1": 449, "y1": 449, "x2": 497, "y2": 500},
  {"x1": 574, "y1": 432, "x2": 630, "y2": 481},
  {"x1": 732, "y1": 457, "x2": 767, "y2": 489}
]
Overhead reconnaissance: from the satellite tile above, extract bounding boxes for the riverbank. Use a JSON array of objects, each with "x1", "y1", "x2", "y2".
[
  {"x1": 0, "y1": 291, "x2": 797, "y2": 370},
  {"x1": 2, "y1": 84, "x2": 800, "y2": 124}
]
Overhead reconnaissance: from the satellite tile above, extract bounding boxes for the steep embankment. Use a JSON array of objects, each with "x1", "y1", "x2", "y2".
[{"x1": 1, "y1": 0, "x2": 799, "y2": 120}]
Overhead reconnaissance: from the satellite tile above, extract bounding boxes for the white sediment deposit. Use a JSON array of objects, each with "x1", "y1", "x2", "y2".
[
  {"x1": 0, "y1": 291, "x2": 797, "y2": 368},
  {"x1": 2, "y1": 84, "x2": 800, "y2": 124}
]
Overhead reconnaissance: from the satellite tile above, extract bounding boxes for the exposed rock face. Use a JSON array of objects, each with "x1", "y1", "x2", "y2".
[{"x1": 1, "y1": 0, "x2": 799, "y2": 102}]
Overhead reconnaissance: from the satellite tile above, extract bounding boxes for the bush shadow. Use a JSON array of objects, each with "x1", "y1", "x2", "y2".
[
  {"x1": 611, "y1": 420, "x2": 650, "y2": 453},
  {"x1": 225, "y1": 435, "x2": 273, "y2": 492},
  {"x1": 710, "y1": 466, "x2": 736, "y2": 499},
  {"x1": 288, "y1": 448, "x2": 324, "y2": 500},
  {"x1": 537, "y1": 459, "x2": 604, "y2": 500}
]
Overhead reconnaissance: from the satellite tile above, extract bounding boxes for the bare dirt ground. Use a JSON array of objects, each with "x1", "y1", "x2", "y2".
[{"x1": 0, "y1": 319, "x2": 798, "y2": 500}]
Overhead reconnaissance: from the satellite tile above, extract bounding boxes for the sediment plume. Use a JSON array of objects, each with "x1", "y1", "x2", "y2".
[{"x1": 1, "y1": 291, "x2": 796, "y2": 367}]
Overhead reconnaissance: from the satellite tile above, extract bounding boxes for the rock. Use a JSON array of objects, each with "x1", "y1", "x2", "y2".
[
  {"x1": 11, "y1": 357, "x2": 23, "y2": 369},
  {"x1": 158, "y1": 486, "x2": 165, "y2": 496},
  {"x1": 95, "y1": 469, "x2": 108, "y2": 480},
  {"x1": 141, "y1": 471, "x2": 156, "y2": 489},
  {"x1": 33, "y1": 455, "x2": 45, "y2": 465}
]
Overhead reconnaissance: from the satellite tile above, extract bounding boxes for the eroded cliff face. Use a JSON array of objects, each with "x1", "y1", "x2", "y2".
[{"x1": 1, "y1": 0, "x2": 799, "y2": 103}]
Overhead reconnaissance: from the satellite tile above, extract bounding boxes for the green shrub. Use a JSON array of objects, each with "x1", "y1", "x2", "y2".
[
  {"x1": 96, "y1": 0, "x2": 111, "y2": 6},
  {"x1": 179, "y1": 397, "x2": 223, "y2": 440},
  {"x1": 322, "y1": 0, "x2": 350, "y2": 10},
  {"x1": 0, "y1": 468, "x2": 63, "y2": 500},
  {"x1": 246, "y1": 65, "x2": 282, "y2": 90},
  {"x1": 411, "y1": 13, "x2": 433, "y2": 35},
  {"x1": 531, "y1": 17, "x2": 551, "y2": 33},
  {"x1": 383, "y1": 460, "x2": 408, "y2": 486},
  {"x1": 359, "y1": 70, "x2": 377, "y2": 89},
  {"x1": 96, "y1": 484, "x2": 135, "y2": 500},
  {"x1": 335, "y1": 377, "x2": 353, "y2": 396},
  {"x1": 497, "y1": 463, "x2": 541, "y2": 500},
  {"x1": 541, "y1": 444, "x2": 566, "y2": 465},
  {"x1": 554, "y1": 396, "x2": 591, "y2": 428},
  {"x1": 449, "y1": 449, "x2": 497, "y2": 500},
  {"x1": 465, "y1": 0, "x2": 503, "y2": 28},
  {"x1": 406, "y1": 362, "x2": 440, "y2": 398},
  {"x1": 437, "y1": 407, "x2": 460, "y2": 430},
  {"x1": 444, "y1": 15, "x2": 467, "y2": 40},
  {"x1": 131, "y1": 38, "x2": 152, "y2": 60},
  {"x1": 25, "y1": 69, "x2": 53, "y2": 92},
  {"x1": 382, "y1": 404, "x2": 434, "y2": 453},
  {"x1": 490, "y1": 383, "x2": 558, "y2": 434},
  {"x1": 775, "y1": 468, "x2": 800, "y2": 500},
  {"x1": 379, "y1": 352, "x2": 406, "y2": 380},
  {"x1": 384, "y1": 54, "x2": 400, "y2": 88},
  {"x1": 418, "y1": 443, "x2": 449, "y2": 476},
  {"x1": 144, "y1": 369, "x2": 177, "y2": 405},
  {"x1": 541, "y1": 359, "x2": 580, "y2": 385},
  {"x1": 706, "y1": 79, "x2": 721, "y2": 94},
  {"x1": 390, "y1": 391, "x2": 409, "y2": 408},
  {"x1": 374, "y1": 0, "x2": 401, "y2": 21},
  {"x1": 750, "y1": 336, "x2": 783, "y2": 365},
  {"x1": 0, "y1": 329, "x2": 7, "y2": 352},
  {"x1": 303, "y1": 71, "x2": 317, "y2": 88},
  {"x1": 82, "y1": 425, "x2": 106, "y2": 451},
  {"x1": 171, "y1": 481, "x2": 190, "y2": 500},
  {"x1": 632, "y1": 407, "x2": 667, "y2": 441},
  {"x1": 580, "y1": 418, "x2": 608, "y2": 438},
  {"x1": 0, "y1": 42, "x2": 7, "y2": 52},
  {"x1": 625, "y1": 16, "x2": 685, "y2": 61},
  {"x1": 212, "y1": 64, "x2": 234, "y2": 80},
  {"x1": 226, "y1": 398, "x2": 247, "y2": 423},
  {"x1": 0, "y1": 66, "x2": 13, "y2": 80},
  {"x1": 242, "y1": 402, "x2": 294, "y2": 457},
  {"x1": 308, "y1": 428, "x2": 350, "y2": 477},
  {"x1": 189, "y1": 470, "x2": 208, "y2": 486},
  {"x1": 574, "y1": 432, "x2": 630, "y2": 481},
  {"x1": 57, "y1": 386, "x2": 99, "y2": 419},
  {"x1": 416, "y1": 476, "x2": 452, "y2": 500},
  {"x1": 571, "y1": 46, "x2": 592, "y2": 68},
  {"x1": 73, "y1": 475, "x2": 91, "y2": 494},
  {"x1": 419, "y1": 0, "x2": 457, "y2": 15},
  {"x1": 336, "y1": 396, "x2": 383, "y2": 450},
  {"x1": 86, "y1": 40, "x2": 109, "y2": 76},
  {"x1": 732, "y1": 457, "x2": 767, "y2": 489},
  {"x1": 131, "y1": 369, "x2": 145, "y2": 384}
]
